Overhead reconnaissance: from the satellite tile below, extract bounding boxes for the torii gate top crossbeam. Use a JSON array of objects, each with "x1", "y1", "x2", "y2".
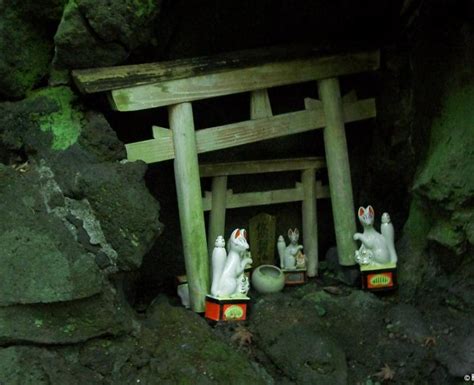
[{"x1": 72, "y1": 46, "x2": 380, "y2": 111}]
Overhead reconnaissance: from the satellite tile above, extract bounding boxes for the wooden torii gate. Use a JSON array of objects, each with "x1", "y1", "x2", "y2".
[{"x1": 73, "y1": 47, "x2": 380, "y2": 312}]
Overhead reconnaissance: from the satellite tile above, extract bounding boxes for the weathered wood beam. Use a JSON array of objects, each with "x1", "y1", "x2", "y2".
[
  {"x1": 202, "y1": 182, "x2": 330, "y2": 211},
  {"x1": 126, "y1": 98, "x2": 376, "y2": 164},
  {"x1": 109, "y1": 50, "x2": 380, "y2": 111},
  {"x1": 72, "y1": 46, "x2": 325, "y2": 94},
  {"x1": 317, "y1": 78, "x2": 358, "y2": 266},
  {"x1": 250, "y1": 89, "x2": 273, "y2": 119},
  {"x1": 73, "y1": 48, "x2": 380, "y2": 97},
  {"x1": 199, "y1": 157, "x2": 325, "y2": 178},
  {"x1": 302, "y1": 168, "x2": 318, "y2": 277},
  {"x1": 342, "y1": 89, "x2": 358, "y2": 103},
  {"x1": 169, "y1": 102, "x2": 209, "y2": 312}
]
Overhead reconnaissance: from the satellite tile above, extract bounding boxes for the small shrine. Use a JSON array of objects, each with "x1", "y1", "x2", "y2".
[{"x1": 73, "y1": 46, "x2": 379, "y2": 312}]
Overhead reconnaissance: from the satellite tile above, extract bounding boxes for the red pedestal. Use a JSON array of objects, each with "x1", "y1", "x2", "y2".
[
  {"x1": 360, "y1": 263, "x2": 398, "y2": 292},
  {"x1": 205, "y1": 295, "x2": 250, "y2": 322}
]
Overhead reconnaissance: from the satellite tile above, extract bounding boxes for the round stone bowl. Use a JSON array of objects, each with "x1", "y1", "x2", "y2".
[{"x1": 251, "y1": 265, "x2": 285, "y2": 294}]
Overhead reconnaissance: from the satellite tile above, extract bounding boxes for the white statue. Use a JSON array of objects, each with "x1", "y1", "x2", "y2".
[
  {"x1": 353, "y1": 206, "x2": 398, "y2": 266},
  {"x1": 177, "y1": 283, "x2": 190, "y2": 308},
  {"x1": 277, "y1": 228, "x2": 305, "y2": 270},
  {"x1": 210, "y1": 229, "x2": 253, "y2": 298},
  {"x1": 210, "y1": 236, "x2": 227, "y2": 296}
]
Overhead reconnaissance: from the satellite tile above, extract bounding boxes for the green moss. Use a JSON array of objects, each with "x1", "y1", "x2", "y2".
[
  {"x1": 403, "y1": 199, "x2": 432, "y2": 252},
  {"x1": 0, "y1": 7, "x2": 53, "y2": 98},
  {"x1": 131, "y1": 0, "x2": 156, "y2": 18},
  {"x1": 30, "y1": 87, "x2": 83, "y2": 150},
  {"x1": 414, "y1": 84, "x2": 474, "y2": 206},
  {"x1": 428, "y1": 219, "x2": 465, "y2": 253}
]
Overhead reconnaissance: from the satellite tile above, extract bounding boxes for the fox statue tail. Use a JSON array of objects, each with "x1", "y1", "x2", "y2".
[
  {"x1": 277, "y1": 235, "x2": 286, "y2": 268},
  {"x1": 381, "y1": 213, "x2": 398, "y2": 263}
]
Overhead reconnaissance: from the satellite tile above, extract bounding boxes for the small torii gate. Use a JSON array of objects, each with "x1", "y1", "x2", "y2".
[{"x1": 73, "y1": 46, "x2": 380, "y2": 312}]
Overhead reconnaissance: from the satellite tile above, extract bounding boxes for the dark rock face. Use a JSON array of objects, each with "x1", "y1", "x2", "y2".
[
  {"x1": 398, "y1": 10, "x2": 474, "y2": 304},
  {"x1": 0, "y1": 3, "x2": 54, "y2": 99},
  {"x1": 0, "y1": 165, "x2": 103, "y2": 305},
  {"x1": 0, "y1": 298, "x2": 271, "y2": 385},
  {"x1": 0, "y1": 85, "x2": 161, "y2": 344},
  {"x1": 0, "y1": 287, "x2": 136, "y2": 345},
  {"x1": 54, "y1": 0, "x2": 162, "y2": 69}
]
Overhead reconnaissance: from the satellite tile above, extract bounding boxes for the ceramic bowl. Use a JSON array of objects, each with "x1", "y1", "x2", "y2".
[{"x1": 251, "y1": 264, "x2": 285, "y2": 294}]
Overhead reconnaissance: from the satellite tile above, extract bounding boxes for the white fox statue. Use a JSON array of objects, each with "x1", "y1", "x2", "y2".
[
  {"x1": 277, "y1": 228, "x2": 304, "y2": 269},
  {"x1": 210, "y1": 229, "x2": 252, "y2": 298},
  {"x1": 353, "y1": 205, "x2": 398, "y2": 266}
]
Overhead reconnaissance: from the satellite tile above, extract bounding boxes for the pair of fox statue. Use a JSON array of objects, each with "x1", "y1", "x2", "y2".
[{"x1": 208, "y1": 205, "x2": 397, "y2": 299}]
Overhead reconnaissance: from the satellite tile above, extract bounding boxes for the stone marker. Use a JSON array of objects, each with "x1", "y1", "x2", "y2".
[{"x1": 249, "y1": 213, "x2": 276, "y2": 267}]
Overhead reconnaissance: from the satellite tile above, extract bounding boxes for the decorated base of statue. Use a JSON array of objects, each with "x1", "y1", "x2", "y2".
[
  {"x1": 360, "y1": 262, "x2": 398, "y2": 291},
  {"x1": 205, "y1": 294, "x2": 250, "y2": 322},
  {"x1": 282, "y1": 268, "x2": 307, "y2": 286}
]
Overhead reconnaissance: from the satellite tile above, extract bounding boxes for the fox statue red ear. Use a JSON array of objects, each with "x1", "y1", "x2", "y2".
[
  {"x1": 368, "y1": 205, "x2": 374, "y2": 216},
  {"x1": 358, "y1": 207, "x2": 365, "y2": 217},
  {"x1": 232, "y1": 229, "x2": 247, "y2": 239}
]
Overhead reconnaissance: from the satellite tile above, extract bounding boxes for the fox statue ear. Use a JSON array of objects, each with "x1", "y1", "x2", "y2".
[
  {"x1": 241, "y1": 229, "x2": 247, "y2": 239},
  {"x1": 288, "y1": 229, "x2": 293, "y2": 237},
  {"x1": 358, "y1": 207, "x2": 365, "y2": 217},
  {"x1": 230, "y1": 228, "x2": 240, "y2": 240},
  {"x1": 294, "y1": 228, "x2": 299, "y2": 235},
  {"x1": 368, "y1": 206, "x2": 374, "y2": 216}
]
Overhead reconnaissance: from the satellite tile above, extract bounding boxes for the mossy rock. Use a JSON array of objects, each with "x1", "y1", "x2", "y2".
[
  {"x1": 141, "y1": 298, "x2": 270, "y2": 385},
  {"x1": 0, "y1": 86, "x2": 160, "y2": 272},
  {"x1": 0, "y1": 286, "x2": 135, "y2": 345},
  {"x1": 0, "y1": 346, "x2": 103, "y2": 385},
  {"x1": 54, "y1": 0, "x2": 161, "y2": 69},
  {"x1": 0, "y1": 5, "x2": 53, "y2": 98},
  {"x1": 28, "y1": 87, "x2": 83, "y2": 150},
  {"x1": 267, "y1": 326, "x2": 347, "y2": 385},
  {"x1": 0, "y1": 165, "x2": 103, "y2": 305},
  {"x1": 402, "y1": 30, "x2": 474, "y2": 294}
]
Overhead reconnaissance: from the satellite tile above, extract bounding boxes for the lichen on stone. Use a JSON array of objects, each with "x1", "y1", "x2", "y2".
[{"x1": 29, "y1": 86, "x2": 83, "y2": 150}]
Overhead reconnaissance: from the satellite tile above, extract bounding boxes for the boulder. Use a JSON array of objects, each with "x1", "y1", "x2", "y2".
[
  {"x1": 0, "y1": 4, "x2": 53, "y2": 99},
  {"x1": 138, "y1": 297, "x2": 270, "y2": 385},
  {"x1": 0, "y1": 285, "x2": 136, "y2": 345},
  {"x1": 399, "y1": 20, "x2": 474, "y2": 300},
  {"x1": 0, "y1": 86, "x2": 161, "y2": 346},
  {"x1": 384, "y1": 304, "x2": 430, "y2": 343},
  {"x1": 267, "y1": 326, "x2": 347, "y2": 385},
  {"x1": 0, "y1": 346, "x2": 103, "y2": 385},
  {"x1": 0, "y1": 164, "x2": 103, "y2": 305},
  {"x1": 437, "y1": 332, "x2": 474, "y2": 378},
  {"x1": 54, "y1": 0, "x2": 161, "y2": 69},
  {"x1": 0, "y1": 86, "x2": 161, "y2": 273}
]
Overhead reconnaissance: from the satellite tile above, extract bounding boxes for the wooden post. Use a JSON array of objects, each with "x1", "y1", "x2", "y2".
[
  {"x1": 207, "y1": 176, "x2": 228, "y2": 257},
  {"x1": 169, "y1": 102, "x2": 209, "y2": 312},
  {"x1": 250, "y1": 89, "x2": 272, "y2": 119},
  {"x1": 301, "y1": 168, "x2": 318, "y2": 276},
  {"x1": 317, "y1": 78, "x2": 357, "y2": 266}
]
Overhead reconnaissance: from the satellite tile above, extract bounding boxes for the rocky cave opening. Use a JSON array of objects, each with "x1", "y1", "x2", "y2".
[{"x1": 0, "y1": 0, "x2": 472, "y2": 384}]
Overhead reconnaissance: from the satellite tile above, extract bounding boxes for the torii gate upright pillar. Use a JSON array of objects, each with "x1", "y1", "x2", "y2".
[
  {"x1": 318, "y1": 78, "x2": 358, "y2": 266},
  {"x1": 169, "y1": 102, "x2": 209, "y2": 312}
]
